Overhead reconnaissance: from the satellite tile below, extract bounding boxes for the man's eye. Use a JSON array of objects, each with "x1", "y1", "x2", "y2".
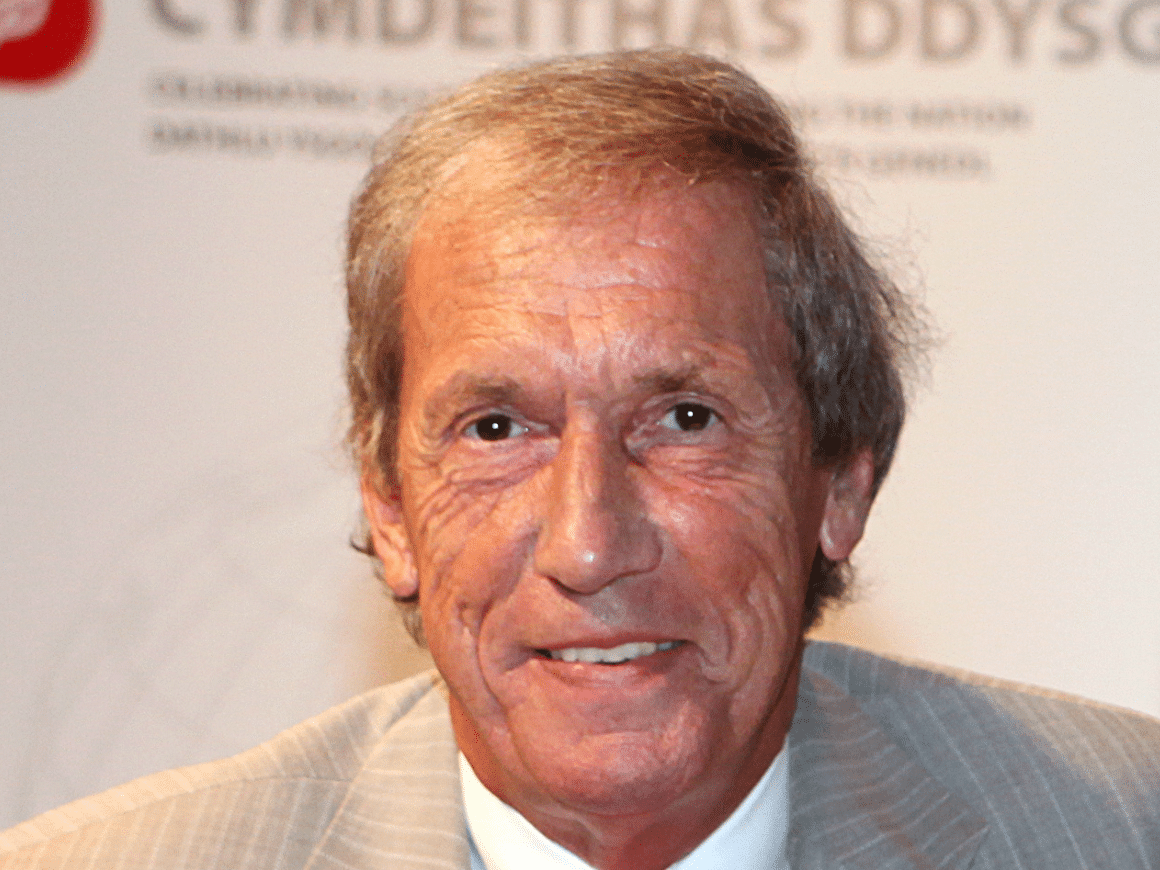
[
  {"x1": 660, "y1": 402, "x2": 718, "y2": 432},
  {"x1": 468, "y1": 414, "x2": 527, "y2": 441}
]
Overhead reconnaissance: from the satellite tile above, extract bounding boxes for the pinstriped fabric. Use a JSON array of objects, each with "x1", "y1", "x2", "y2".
[
  {"x1": 796, "y1": 642, "x2": 1160, "y2": 869},
  {"x1": 0, "y1": 779, "x2": 347, "y2": 869},
  {"x1": 787, "y1": 664, "x2": 988, "y2": 870},
  {"x1": 3, "y1": 644, "x2": 1158, "y2": 868},
  {"x1": 0, "y1": 672, "x2": 457, "y2": 869},
  {"x1": 301, "y1": 688, "x2": 469, "y2": 870}
]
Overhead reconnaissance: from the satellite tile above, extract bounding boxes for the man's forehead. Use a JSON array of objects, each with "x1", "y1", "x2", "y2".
[
  {"x1": 399, "y1": 170, "x2": 795, "y2": 411},
  {"x1": 409, "y1": 173, "x2": 766, "y2": 295}
]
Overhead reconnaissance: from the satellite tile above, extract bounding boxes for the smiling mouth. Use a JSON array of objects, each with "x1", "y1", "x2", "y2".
[{"x1": 537, "y1": 640, "x2": 682, "y2": 664}]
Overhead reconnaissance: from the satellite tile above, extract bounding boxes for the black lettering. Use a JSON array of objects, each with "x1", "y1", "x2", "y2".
[
  {"x1": 921, "y1": 0, "x2": 980, "y2": 61},
  {"x1": 812, "y1": 144, "x2": 990, "y2": 178},
  {"x1": 687, "y1": 0, "x2": 739, "y2": 49},
  {"x1": 232, "y1": 0, "x2": 260, "y2": 33},
  {"x1": 151, "y1": 120, "x2": 208, "y2": 149},
  {"x1": 611, "y1": 0, "x2": 670, "y2": 47},
  {"x1": 150, "y1": 119, "x2": 376, "y2": 160},
  {"x1": 152, "y1": 72, "x2": 186, "y2": 100},
  {"x1": 1120, "y1": 0, "x2": 1160, "y2": 62},
  {"x1": 288, "y1": 127, "x2": 375, "y2": 158},
  {"x1": 759, "y1": 0, "x2": 804, "y2": 57},
  {"x1": 991, "y1": 0, "x2": 1041, "y2": 61},
  {"x1": 284, "y1": 0, "x2": 361, "y2": 38},
  {"x1": 152, "y1": 0, "x2": 205, "y2": 34},
  {"x1": 843, "y1": 0, "x2": 902, "y2": 59},
  {"x1": 845, "y1": 99, "x2": 894, "y2": 126},
  {"x1": 514, "y1": 0, "x2": 531, "y2": 46},
  {"x1": 379, "y1": 0, "x2": 435, "y2": 42},
  {"x1": 456, "y1": 0, "x2": 499, "y2": 46},
  {"x1": 907, "y1": 100, "x2": 1030, "y2": 130},
  {"x1": 554, "y1": 0, "x2": 585, "y2": 47},
  {"x1": 1057, "y1": 0, "x2": 1100, "y2": 63},
  {"x1": 868, "y1": 146, "x2": 989, "y2": 177}
]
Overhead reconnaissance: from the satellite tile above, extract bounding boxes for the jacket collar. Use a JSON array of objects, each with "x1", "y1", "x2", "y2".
[
  {"x1": 787, "y1": 654, "x2": 989, "y2": 869},
  {"x1": 303, "y1": 675, "x2": 469, "y2": 870},
  {"x1": 302, "y1": 651, "x2": 989, "y2": 870}
]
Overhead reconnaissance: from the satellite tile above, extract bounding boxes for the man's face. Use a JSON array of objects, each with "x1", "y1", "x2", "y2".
[{"x1": 365, "y1": 178, "x2": 869, "y2": 845}]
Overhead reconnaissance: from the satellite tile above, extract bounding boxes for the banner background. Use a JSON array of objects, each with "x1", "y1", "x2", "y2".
[{"x1": 2, "y1": 0, "x2": 1157, "y2": 829}]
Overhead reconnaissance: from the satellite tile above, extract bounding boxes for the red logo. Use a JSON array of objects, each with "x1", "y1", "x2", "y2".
[{"x1": 0, "y1": 0, "x2": 98, "y2": 86}]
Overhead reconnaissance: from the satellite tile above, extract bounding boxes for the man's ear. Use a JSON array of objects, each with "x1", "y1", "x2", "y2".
[
  {"x1": 818, "y1": 449, "x2": 876, "y2": 563},
  {"x1": 360, "y1": 477, "x2": 419, "y2": 599}
]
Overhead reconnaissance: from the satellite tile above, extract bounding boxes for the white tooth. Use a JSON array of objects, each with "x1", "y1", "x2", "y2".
[
  {"x1": 550, "y1": 641, "x2": 680, "y2": 664},
  {"x1": 612, "y1": 642, "x2": 652, "y2": 662}
]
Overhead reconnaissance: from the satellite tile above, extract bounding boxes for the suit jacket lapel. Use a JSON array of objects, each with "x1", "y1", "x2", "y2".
[
  {"x1": 787, "y1": 663, "x2": 989, "y2": 870},
  {"x1": 300, "y1": 653, "x2": 990, "y2": 870},
  {"x1": 303, "y1": 678, "x2": 470, "y2": 870}
]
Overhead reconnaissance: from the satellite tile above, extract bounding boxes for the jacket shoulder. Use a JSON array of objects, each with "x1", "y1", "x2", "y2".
[
  {"x1": 804, "y1": 640, "x2": 1160, "y2": 740},
  {"x1": 802, "y1": 641, "x2": 1160, "y2": 865},
  {"x1": 0, "y1": 671, "x2": 445, "y2": 868}
]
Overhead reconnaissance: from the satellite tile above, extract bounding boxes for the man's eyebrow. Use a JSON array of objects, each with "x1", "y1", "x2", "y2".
[
  {"x1": 422, "y1": 364, "x2": 724, "y2": 428},
  {"x1": 632, "y1": 364, "x2": 713, "y2": 395},
  {"x1": 422, "y1": 374, "x2": 525, "y2": 427}
]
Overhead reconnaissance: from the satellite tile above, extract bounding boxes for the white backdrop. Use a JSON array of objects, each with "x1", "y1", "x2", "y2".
[{"x1": 2, "y1": 0, "x2": 1158, "y2": 830}]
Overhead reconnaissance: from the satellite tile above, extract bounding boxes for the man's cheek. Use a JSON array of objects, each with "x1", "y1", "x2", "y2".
[
  {"x1": 657, "y1": 477, "x2": 791, "y2": 562},
  {"x1": 412, "y1": 472, "x2": 514, "y2": 556},
  {"x1": 414, "y1": 487, "x2": 531, "y2": 618}
]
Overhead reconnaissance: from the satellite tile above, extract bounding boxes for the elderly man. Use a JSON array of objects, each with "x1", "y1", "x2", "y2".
[{"x1": 2, "y1": 49, "x2": 1158, "y2": 870}]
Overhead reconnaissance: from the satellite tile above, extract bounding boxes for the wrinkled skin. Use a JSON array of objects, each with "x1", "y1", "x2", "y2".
[{"x1": 363, "y1": 178, "x2": 874, "y2": 870}]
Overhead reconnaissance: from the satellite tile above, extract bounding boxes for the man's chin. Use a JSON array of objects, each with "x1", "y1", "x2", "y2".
[
  {"x1": 514, "y1": 730, "x2": 706, "y2": 819},
  {"x1": 505, "y1": 709, "x2": 719, "y2": 821},
  {"x1": 454, "y1": 656, "x2": 727, "y2": 817}
]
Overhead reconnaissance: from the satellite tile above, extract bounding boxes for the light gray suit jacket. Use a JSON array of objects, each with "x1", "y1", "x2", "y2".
[{"x1": 2, "y1": 642, "x2": 1158, "y2": 869}]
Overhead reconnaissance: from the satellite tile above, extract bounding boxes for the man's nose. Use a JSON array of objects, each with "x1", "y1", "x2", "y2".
[{"x1": 533, "y1": 428, "x2": 662, "y2": 594}]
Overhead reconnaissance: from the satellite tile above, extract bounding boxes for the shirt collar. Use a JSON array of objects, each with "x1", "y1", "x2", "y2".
[{"x1": 460, "y1": 747, "x2": 789, "y2": 870}]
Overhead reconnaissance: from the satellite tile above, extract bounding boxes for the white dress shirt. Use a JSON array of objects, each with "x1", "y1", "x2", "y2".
[{"x1": 460, "y1": 748, "x2": 789, "y2": 870}]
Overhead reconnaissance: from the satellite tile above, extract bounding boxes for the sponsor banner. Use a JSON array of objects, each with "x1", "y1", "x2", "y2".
[{"x1": 1, "y1": 0, "x2": 1157, "y2": 831}]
